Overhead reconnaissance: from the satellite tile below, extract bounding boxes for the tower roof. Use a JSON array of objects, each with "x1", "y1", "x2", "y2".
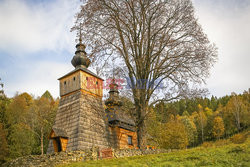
[
  {"x1": 58, "y1": 66, "x2": 103, "y2": 81},
  {"x1": 105, "y1": 78, "x2": 122, "y2": 106},
  {"x1": 59, "y1": 28, "x2": 103, "y2": 81},
  {"x1": 71, "y1": 25, "x2": 91, "y2": 69},
  {"x1": 105, "y1": 78, "x2": 136, "y2": 128},
  {"x1": 71, "y1": 43, "x2": 91, "y2": 69}
]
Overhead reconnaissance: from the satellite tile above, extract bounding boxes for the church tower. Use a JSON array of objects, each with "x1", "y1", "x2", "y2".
[
  {"x1": 47, "y1": 36, "x2": 109, "y2": 153},
  {"x1": 105, "y1": 79, "x2": 138, "y2": 149}
]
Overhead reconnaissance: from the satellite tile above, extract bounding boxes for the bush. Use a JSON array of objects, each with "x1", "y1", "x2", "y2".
[
  {"x1": 214, "y1": 139, "x2": 231, "y2": 147},
  {"x1": 201, "y1": 142, "x2": 213, "y2": 148},
  {"x1": 230, "y1": 134, "x2": 247, "y2": 144}
]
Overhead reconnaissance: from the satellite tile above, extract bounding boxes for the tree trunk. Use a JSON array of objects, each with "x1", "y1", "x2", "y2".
[
  {"x1": 137, "y1": 121, "x2": 146, "y2": 149},
  {"x1": 135, "y1": 102, "x2": 147, "y2": 149},
  {"x1": 201, "y1": 122, "x2": 204, "y2": 142},
  {"x1": 41, "y1": 127, "x2": 43, "y2": 155},
  {"x1": 235, "y1": 111, "x2": 241, "y2": 132}
]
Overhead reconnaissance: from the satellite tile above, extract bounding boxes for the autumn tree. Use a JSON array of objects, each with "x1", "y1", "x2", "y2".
[
  {"x1": 0, "y1": 79, "x2": 10, "y2": 164},
  {"x1": 0, "y1": 123, "x2": 8, "y2": 164},
  {"x1": 181, "y1": 113, "x2": 198, "y2": 147},
  {"x1": 0, "y1": 82, "x2": 10, "y2": 128},
  {"x1": 192, "y1": 104, "x2": 207, "y2": 143},
  {"x1": 204, "y1": 107, "x2": 213, "y2": 140},
  {"x1": 212, "y1": 116, "x2": 225, "y2": 139},
  {"x1": 1, "y1": 90, "x2": 58, "y2": 159},
  {"x1": 160, "y1": 115, "x2": 188, "y2": 149},
  {"x1": 6, "y1": 93, "x2": 35, "y2": 158},
  {"x1": 226, "y1": 93, "x2": 247, "y2": 132},
  {"x1": 33, "y1": 92, "x2": 57, "y2": 155},
  {"x1": 144, "y1": 108, "x2": 162, "y2": 147},
  {"x1": 220, "y1": 103, "x2": 236, "y2": 136},
  {"x1": 73, "y1": 0, "x2": 217, "y2": 147},
  {"x1": 241, "y1": 90, "x2": 250, "y2": 129}
]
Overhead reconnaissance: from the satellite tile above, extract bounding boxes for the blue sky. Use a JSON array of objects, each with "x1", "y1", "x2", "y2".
[{"x1": 0, "y1": 0, "x2": 249, "y2": 98}]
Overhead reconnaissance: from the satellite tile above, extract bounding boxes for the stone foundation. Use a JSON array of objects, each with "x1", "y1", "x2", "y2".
[{"x1": 3, "y1": 148, "x2": 174, "y2": 167}]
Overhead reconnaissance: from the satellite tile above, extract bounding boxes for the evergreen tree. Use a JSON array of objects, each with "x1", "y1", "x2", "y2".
[{"x1": 41, "y1": 90, "x2": 54, "y2": 102}]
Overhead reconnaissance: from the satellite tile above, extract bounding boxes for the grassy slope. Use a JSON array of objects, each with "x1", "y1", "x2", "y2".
[{"x1": 58, "y1": 139, "x2": 250, "y2": 167}]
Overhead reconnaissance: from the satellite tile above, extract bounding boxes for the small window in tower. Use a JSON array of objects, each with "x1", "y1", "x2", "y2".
[
  {"x1": 73, "y1": 77, "x2": 76, "y2": 81},
  {"x1": 128, "y1": 135, "x2": 133, "y2": 145},
  {"x1": 96, "y1": 81, "x2": 98, "y2": 85},
  {"x1": 86, "y1": 77, "x2": 88, "y2": 80},
  {"x1": 64, "y1": 81, "x2": 66, "y2": 85}
]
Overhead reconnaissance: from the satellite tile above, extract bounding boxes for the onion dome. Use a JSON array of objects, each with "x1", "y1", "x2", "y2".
[
  {"x1": 105, "y1": 79, "x2": 122, "y2": 106},
  {"x1": 105, "y1": 79, "x2": 136, "y2": 130},
  {"x1": 71, "y1": 37, "x2": 91, "y2": 69}
]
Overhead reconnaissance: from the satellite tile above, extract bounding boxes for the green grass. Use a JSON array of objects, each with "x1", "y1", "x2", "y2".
[{"x1": 58, "y1": 139, "x2": 250, "y2": 167}]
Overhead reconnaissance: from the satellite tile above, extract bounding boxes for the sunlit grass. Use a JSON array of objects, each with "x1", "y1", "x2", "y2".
[{"x1": 58, "y1": 139, "x2": 250, "y2": 167}]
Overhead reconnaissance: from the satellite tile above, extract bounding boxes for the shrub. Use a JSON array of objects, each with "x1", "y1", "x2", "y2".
[
  {"x1": 230, "y1": 134, "x2": 247, "y2": 144},
  {"x1": 214, "y1": 139, "x2": 231, "y2": 147},
  {"x1": 201, "y1": 142, "x2": 213, "y2": 148}
]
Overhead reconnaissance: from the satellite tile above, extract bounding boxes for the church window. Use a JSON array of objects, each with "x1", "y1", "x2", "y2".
[
  {"x1": 86, "y1": 77, "x2": 88, "y2": 80},
  {"x1": 96, "y1": 81, "x2": 98, "y2": 85},
  {"x1": 73, "y1": 77, "x2": 76, "y2": 81},
  {"x1": 64, "y1": 81, "x2": 66, "y2": 85},
  {"x1": 128, "y1": 135, "x2": 133, "y2": 145}
]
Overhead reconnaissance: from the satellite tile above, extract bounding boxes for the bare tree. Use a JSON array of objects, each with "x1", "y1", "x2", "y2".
[
  {"x1": 228, "y1": 93, "x2": 246, "y2": 132},
  {"x1": 0, "y1": 78, "x2": 4, "y2": 96},
  {"x1": 72, "y1": 0, "x2": 217, "y2": 148}
]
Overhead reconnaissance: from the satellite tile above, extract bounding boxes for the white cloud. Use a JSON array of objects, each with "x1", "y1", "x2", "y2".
[
  {"x1": 1, "y1": 0, "x2": 249, "y2": 98},
  {"x1": 4, "y1": 60, "x2": 73, "y2": 98},
  {"x1": 0, "y1": 0, "x2": 81, "y2": 98},
  {"x1": 0, "y1": 0, "x2": 79, "y2": 55},
  {"x1": 193, "y1": 0, "x2": 250, "y2": 97}
]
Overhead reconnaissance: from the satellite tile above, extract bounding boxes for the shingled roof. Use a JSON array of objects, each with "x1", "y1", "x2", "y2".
[
  {"x1": 50, "y1": 127, "x2": 68, "y2": 138},
  {"x1": 107, "y1": 111, "x2": 135, "y2": 126}
]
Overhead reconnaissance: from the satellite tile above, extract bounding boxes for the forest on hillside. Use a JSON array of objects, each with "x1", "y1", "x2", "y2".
[
  {"x1": 0, "y1": 89, "x2": 249, "y2": 164},
  {"x1": 0, "y1": 91, "x2": 58, "y2": 164},
  {"x1": 146, "y1": 90, "x2": 250, "y2": 149}
]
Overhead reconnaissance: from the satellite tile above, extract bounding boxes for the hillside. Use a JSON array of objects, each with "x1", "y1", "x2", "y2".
[{"x1": 58, "y1": 138, "x2": 250, "y2": 167}]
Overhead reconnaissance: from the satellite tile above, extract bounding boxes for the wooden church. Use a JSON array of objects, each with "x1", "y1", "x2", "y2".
[{"x1": 47, "y1": 36, "x2": 137, "y2": 153}]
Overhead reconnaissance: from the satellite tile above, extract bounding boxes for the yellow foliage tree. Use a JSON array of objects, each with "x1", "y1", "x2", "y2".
[
  {"x1": 226, "y1": 94, "x2": 247, "y2": 132},
  {"x1": 192, "y1": 104, "x2": 207, "y2": 143},
  {"x1": 0, "y1": 123, "x2": 8, "y2": 163},
  {"x1": 212, "y1": 116, "x2": 225, "y2": 139},
  {"x1": 181, "y1": 115, "x2": 197, "y2": 147},
  {"x1": 160, "y1": 115, "x2": 188, "y2": 149}
]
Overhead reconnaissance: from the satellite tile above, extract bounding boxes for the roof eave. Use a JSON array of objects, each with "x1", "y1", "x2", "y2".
[{"x1": 58, "y1": 67, "x2": 104, "y2": 81}]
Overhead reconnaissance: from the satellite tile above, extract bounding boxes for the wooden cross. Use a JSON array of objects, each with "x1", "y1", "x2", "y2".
[{"x1": 76, "y1": 23, "x2": 83, "y2": 44}]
